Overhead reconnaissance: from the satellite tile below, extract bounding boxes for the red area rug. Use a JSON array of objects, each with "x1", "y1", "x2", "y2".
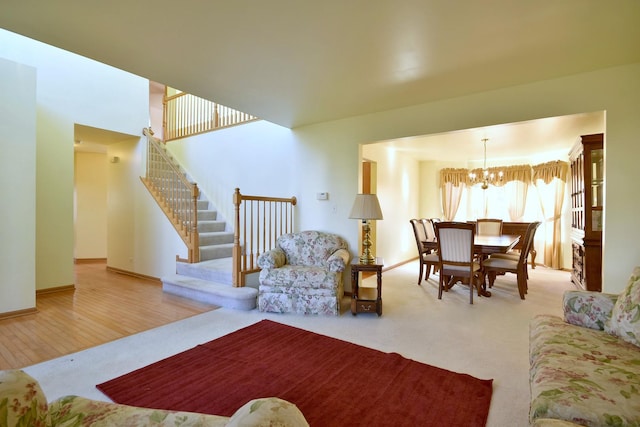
[{"x1": 97, "y1": 320, "x2": 493, "y2": 426}]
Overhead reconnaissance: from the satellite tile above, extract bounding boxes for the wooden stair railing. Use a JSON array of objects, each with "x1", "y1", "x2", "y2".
[
  {"x1": 140, "y1": 127, "x2": 200, "y2": 263},
  {"x1": 164, "y1": 91, "x2": 258, "y2": 142},
  {"x1": 232, "y1": 188, "x2": 297, "y2": 287}
]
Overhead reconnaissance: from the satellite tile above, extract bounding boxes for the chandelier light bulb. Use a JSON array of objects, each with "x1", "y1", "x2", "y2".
[{"x1": 469, "y1": 138, "x2": 503, "y2": 190}]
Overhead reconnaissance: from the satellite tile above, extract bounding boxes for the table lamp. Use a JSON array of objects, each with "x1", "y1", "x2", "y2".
[{"x1": 349, "y1": 193, "x2": 383, "y2": 264}]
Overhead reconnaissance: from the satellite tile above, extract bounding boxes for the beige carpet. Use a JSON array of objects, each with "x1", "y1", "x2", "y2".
[{"x1": 24, "y1": 260, "x2": 574, "y2": 427}]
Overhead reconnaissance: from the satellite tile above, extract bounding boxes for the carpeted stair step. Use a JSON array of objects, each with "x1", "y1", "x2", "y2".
[
  {"x1": 176, "y1": 258, "x2": 233, "y2": 283},
  {"x1": 161, "y1": 274, "x2": 257, "y2": 310},
  {"x1": 197, "y1": 210, "x2": 217, "y2": 221},
  {"x1": 198, "y1": 220, "x2": 226, "y2": 233},
  {"x1": 200, "y1": 243, "x2": 234, "y2": 260},
  {"x1": 199, "y1": 231, "x2": 233, "y2": 246}
]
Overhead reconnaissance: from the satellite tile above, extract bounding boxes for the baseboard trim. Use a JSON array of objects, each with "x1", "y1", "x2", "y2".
[
  {"x1": 36, "y1": 285, "x2": 75, "y2": 295},
  {"x1": 0, "y1": 307, "x2": 38, "y2": 320},
  {"x1": 106, "y1": 266, "x2": 161, "y2": 284},
  {"x1": 382, "y1": 257, "x2": 417, "y2": 272},
  {"x1": 74, "y1": 258, "x2": 107, "y2": 264}
]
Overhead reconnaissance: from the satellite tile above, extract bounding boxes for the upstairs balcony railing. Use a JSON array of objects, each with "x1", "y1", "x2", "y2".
[{"x1": 164, "y1": 91, "x2": 258, "y2": 141}]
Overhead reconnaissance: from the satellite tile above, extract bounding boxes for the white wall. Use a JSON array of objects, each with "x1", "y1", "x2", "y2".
[
  {"x1": 74, "y1": 152, "x2": 108, "y2": 259},
  {"x1": 2, "y1": 27, "x2": 638, "y2": 299},
  {"x1": 0, "y1": 29, "x2": 149, "y2": 291},
  {"x1": 167, "y1": 120, "x2": 299, "y2": 228},
  {"x1": 165, "y1": 63, "x2": 639, "y2": 294},
  {"x1": 106, "y1": 138, "x2": 186, "y2": 278},
  {"x1": 0, "y1": 57, "x2": 36, "y2": 313},
  {"x1": 320, "y1": 65, "x2": 639, "y2": 294},
  {"x1": 362, "y1": 143, "x2": 421, "y2": 266}
]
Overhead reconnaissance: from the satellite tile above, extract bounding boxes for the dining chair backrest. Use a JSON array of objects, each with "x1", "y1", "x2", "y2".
[
  {"x1": 521, "y1": 221, "x2": 542, "y2": 261},
  {"x1": 434, "y1": 222, "x2": 476, "y2": 275},
  {"x1": 476, "y1": 218, "x2": 503, "y2": 236},
  {"x1": 421, "y1": 218, "x2": 436, "y2": 241},
  {"x1": 409, "y1": 219, "x2": 428, "y2": 255}
]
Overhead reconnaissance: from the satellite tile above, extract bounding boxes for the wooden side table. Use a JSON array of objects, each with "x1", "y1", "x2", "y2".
[{"x1": 350, "y1": 263, "x2": 383, "y2": 316}]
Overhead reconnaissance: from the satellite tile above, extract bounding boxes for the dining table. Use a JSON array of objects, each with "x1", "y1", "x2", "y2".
[{"x1": 422, "y1": 234, "x2": 520, "y2": 297}]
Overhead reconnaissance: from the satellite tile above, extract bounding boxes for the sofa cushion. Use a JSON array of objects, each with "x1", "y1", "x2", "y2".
[
  {"x1": 226, "y1": 397, "x2": 309, "y2": 427},
  {"x1": 259, "y1": 266, "x2": 340, "y2": 290},
  {"x1": 532, "y1": 419, "x2": 584, "y2": 427},
  {"x1": 530, "y1": 315, "x2": 640, "y2": 426},
  {"x1": 257, "y1": 290, "x2": 340, "y2": 315},
  {"x1": 563, "y1": 290, "x2": 617, "y2": 330},
  {"x1": 0, "y1": 370, "x2": 49, "y2": 427},
  {"x1": 49, "y1": 395, "x2": 229, "y2": 426},
  {"x1": 605, "y1": 266, "x2": 640, "y2": 348}
]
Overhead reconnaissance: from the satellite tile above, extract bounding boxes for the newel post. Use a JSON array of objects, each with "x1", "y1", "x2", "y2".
[
  {"x1": 190, "y1": 183, "x2": 200, "y2": 263},
  {"x1": 232, "y1": 188, "x2": 242, "y2": 287}
]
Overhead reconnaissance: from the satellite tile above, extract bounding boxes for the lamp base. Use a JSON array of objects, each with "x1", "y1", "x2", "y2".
[
  {"x1": 359, "y1": 222, "x2": 375, "y2": 264},
  {"x1": 359, "y1": 253, "x2": 375, "y2": 265}
]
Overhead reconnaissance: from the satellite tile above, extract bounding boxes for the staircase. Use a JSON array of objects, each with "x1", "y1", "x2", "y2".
[
  {"x1": 161, "y1": 199, "x2": 256, "y2": 311},
  {"x1": 142, "y1": 129, "x2": 257, "y2": 310},
  {"x1": 161, "y1": 194, "x2": 258, "y2": 311}
]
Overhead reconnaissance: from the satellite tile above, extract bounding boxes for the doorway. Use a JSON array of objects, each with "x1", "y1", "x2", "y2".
[{"x1": 362, "y1": 159, "x2": 380, "y2": 263}]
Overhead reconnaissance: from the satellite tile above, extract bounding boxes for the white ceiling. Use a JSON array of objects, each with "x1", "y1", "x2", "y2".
[
  {"x1": 376, "y1": 111, "x2": 604, "y2": 163},
  {"x1": 73, "y1": 124, "x2": 139, "y2": 153},
  {"x1": 1, "y1": 0, "x2": 638, "y2": 132}
]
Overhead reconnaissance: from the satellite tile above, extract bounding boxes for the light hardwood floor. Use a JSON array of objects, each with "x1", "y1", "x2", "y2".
[{"x1": 0, "y1": 262, "x2": 217, "y2": 370}]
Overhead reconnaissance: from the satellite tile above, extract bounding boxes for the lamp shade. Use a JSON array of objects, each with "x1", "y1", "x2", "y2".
[{"x1": 349, "y1": 194, "x2": 383, "y2": 220}]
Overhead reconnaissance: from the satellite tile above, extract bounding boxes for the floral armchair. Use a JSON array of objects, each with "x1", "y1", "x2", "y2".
[{"x1": 256, "y1": 230, "x2": 350, "y2": 315}]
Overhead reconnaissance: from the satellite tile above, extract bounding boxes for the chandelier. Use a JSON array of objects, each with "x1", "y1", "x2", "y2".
[{"x1": 469, "y1": 138, "x2": 503, "y2": 190}]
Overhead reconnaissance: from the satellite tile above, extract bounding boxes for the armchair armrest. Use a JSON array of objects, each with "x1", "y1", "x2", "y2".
[
  {"x1": 326, "y1": 248, "x2": 351, "y2": 272},
  {"x1": 257, "y1": 248, "x2": 286, "y2": 270},
  {"x1": 563, "y1": 290, "x2": 618, "y2": 330}
]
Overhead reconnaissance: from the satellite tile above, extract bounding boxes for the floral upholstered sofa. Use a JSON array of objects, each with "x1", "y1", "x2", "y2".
[
  {"x1": 257, "y1": 230, "x2": 350, "y2": 315},
  {"x1": 0, "y1": 369, "x2": 309, "y2": 427},
  {"x1": 529, "y1": 267, "x2": 640, "y2": 427}
]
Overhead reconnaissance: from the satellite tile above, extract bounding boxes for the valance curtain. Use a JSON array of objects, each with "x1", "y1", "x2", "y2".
[{"x1": 533, "y1": 161, "x2": 569, "y2": 269}]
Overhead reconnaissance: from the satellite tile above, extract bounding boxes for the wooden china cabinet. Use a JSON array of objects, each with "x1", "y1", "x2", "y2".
[{"x1": 569, "y1": 133, "x2": 603, "y2": 292}]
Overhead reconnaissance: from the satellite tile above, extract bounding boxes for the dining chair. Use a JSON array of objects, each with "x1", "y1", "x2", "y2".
[
  {"x1": 421, "y1": 218, "x2": 436, "y2": 242},
  {"x1": 490, "y1": 221, "x2": 541, "y2": 280},
  {"x1": 409, "y1": 219, "x2": 439, "y2": 284},
  {"x1": 434, "y1": 222, "x2": 483, "y2": 304},
  {"x1": 476, "y1": 218, "x2": 503, "y2": 236},
  {"x1": 483, "y1": 221, "x2": 540, "y2": 299}
]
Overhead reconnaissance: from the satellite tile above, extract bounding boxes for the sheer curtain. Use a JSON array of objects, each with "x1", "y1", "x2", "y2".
[
  {"x1": 533, "y1": 161, "x2": 569, "y2": 269},
  {"x1": 440, "y1": 168, "x2": 468, "y2": 221},
  {"x1": 503, "y1": 165, "x2": 532, "y2": 221}
]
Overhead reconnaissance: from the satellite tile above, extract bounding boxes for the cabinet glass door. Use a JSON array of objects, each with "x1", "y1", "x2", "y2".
[{"x1": 591, "y1": 148, "x2": 603, "y2": 231}]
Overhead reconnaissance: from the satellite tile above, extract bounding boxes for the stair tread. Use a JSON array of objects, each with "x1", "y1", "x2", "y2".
[
  {"x1": 162, "y1": 274, "x2": 256, "y2": 296},
  {"x1": 199, "y1": 231, "x2": 233, "y2": 235},
  {"x1": 175, "y1": 257, "x2": 233, "y2": 281},
  {"x1": 179, "y1": 257, "x2": 232, "y2": 271},
  {"x1": 162, "y1": 274, "x2": 257, "y2": 310},
  {"x1": 200, "y1": 242, "x2": 234, "y2": 249}
]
